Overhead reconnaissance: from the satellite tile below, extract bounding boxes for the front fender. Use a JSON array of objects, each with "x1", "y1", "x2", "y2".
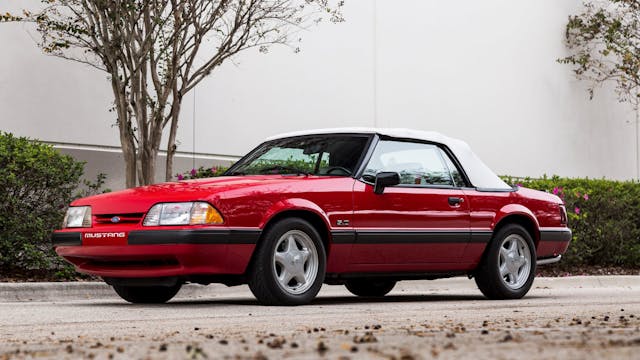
[{"x1": 258, "y1": 198, "x2": 331, "y2": 230}]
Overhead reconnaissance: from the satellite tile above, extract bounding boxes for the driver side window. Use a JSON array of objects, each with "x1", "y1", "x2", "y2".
[{"x1": 363, "y1": 140, "x2": 456, "y2": 187}]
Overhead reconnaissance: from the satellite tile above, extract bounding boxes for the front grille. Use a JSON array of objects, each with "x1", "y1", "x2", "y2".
[{"x1": 95, "y1": 213, "x2": 145, "y2": 225}]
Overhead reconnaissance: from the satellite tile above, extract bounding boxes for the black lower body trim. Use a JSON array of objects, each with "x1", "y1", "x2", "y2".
[
  {"x1": 52, "y1": 232, "x2": 82, "y2": 246},
  {"x1": 331, "y1": 230, "x2": 357, "y2": 244},
  {"x1": 330, "y1": 230, "x2": 492, "y2": 244},
  {"x1": 357, "y1": 231, "x2": 469, "y2": 244},
  {"x1": 540, "y1": 229, "x2": 572, "y2": 242},
  {"x1": 128, "y1": 229, "x2": 261, "y2": 245},
  {"x1": 470, "y1": 231, "x2": 492, "y2": 243}
]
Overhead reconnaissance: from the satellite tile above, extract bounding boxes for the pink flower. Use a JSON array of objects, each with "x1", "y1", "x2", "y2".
[
  {"x1": 574, "y1": 207, "x2": 580, "y2": 215},
  {"x1": 190, "y1": 168, "x2": 197, "y2": 176},
  {"x1": 583, "y1": 193, "x2": 589, "y2": 201},
  {"x1": 516, "y1": 183, "x2": 523, "y2": 187},
  {"x1": 177, "y1": 174, "x2": 184, "y2": 181},
  {"x1": 552, "y1": 187, "x2": 559, "y2": 195}
]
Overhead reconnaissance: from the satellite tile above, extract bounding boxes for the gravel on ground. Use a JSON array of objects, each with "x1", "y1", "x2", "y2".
[{"x1": 0, "y1": 276, "x2": 638, "y2": 359}]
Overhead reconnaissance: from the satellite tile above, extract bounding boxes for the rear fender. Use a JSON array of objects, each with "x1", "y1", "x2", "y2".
[{"x1": 492, "y1": 204, "x2": 540, "y2": 243}]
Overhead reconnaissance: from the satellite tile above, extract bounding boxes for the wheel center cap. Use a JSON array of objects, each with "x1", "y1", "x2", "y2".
[{"x1": 506, "y1": 251, "x2": 523, "y2": 272}]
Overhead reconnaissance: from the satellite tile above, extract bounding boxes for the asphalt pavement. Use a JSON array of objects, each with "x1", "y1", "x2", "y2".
[{"x1": 1, "y1": 276, "x2": 639, "y2": 359}]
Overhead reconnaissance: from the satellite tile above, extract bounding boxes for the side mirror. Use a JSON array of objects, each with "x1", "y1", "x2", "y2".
[{"x1": 373, "y1": 172, "x2": 400, "y2": 195}]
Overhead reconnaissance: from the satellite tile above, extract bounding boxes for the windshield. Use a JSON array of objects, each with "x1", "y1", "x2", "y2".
[{"x1": 226, "y1": 135, "x2": 370, "y2": 176}]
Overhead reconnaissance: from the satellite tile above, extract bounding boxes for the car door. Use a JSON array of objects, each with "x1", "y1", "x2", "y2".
[{"x1": 349, "y1": 138, "x2": 471, "y2": 271}]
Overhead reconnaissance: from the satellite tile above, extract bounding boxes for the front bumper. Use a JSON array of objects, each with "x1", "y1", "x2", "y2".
[{"x1": 52, "y1": 228, "x2": 260, "y2": 278}]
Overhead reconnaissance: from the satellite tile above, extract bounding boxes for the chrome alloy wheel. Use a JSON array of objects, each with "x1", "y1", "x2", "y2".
[
  {"x1": 272, "y1": 230, "x2": 319, "y2": 295},
  {"x1": 498, "y1": 234, "x2": 532, "y2": 290}
]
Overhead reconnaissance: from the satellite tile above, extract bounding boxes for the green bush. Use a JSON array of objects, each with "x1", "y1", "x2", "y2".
[
  {"x1": 503, "y1": 175, "x2": 640, "y2": 269},
  {"x1": 0, "y1": 132, "x2": 85, "y2": 278},
  {"x1": 176, "y1": 165, "x2": 228, "y2": 180}
]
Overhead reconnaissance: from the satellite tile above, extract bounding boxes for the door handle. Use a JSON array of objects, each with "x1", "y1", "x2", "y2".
[{"x1": 448, "y1": 197, "x2": 464, "y2": 206}]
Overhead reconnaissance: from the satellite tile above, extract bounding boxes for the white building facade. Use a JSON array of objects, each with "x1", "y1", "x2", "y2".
[{"x1": 0, "y1": 0, "x2": 637, "y2": 190}]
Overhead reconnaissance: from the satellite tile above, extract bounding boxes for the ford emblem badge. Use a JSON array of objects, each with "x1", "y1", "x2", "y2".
[{"x1": 111, "y1": 216, "x2": 121, "y2": 223}]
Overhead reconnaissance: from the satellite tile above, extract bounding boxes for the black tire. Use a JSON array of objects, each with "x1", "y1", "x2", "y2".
[
  {"x1": 112, "y1": 284, "x2": 181, "y2": 304},
  {"x1": 248, "y1": 218, "x2": 326, "y2": 306},
  {"x1": 474, "y1": 224, "x2": 536, "y2": 300},
  {"x1": 345, "y1": 279, "x2": 396, "y2": 297}
]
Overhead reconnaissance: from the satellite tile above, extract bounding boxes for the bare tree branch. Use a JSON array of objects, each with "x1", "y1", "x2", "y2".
[
  {"x1": 1, "y1": 0, "x2": 344, "y2": 187},
  {"x1": 561, "y1": 0, "x2": 640, "y2": 109}
]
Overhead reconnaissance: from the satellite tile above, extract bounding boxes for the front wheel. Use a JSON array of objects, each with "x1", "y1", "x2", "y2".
[
  {"x1": 248, "y1": 218, "x2": 326, "y2": 306},
  {"x1": 112, "y1": 284, "x2": 181, "y2": 304},
  {"x1": 345, "y1": 279, "x2": 396, "y2": 297},
  {"x1": 474, "y1": 224, "x2": 536, "y2": 299}
]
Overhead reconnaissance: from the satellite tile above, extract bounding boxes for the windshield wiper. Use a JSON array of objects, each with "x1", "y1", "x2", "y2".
[
  {"x1": 258, "y1": 165, "x2": 311, "y2": 175},
  {"x1": 226, "y1": 170, "x2": 246, "y2": 176}
]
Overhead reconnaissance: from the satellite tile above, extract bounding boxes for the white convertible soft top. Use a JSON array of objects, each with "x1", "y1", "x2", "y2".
[{"x1": 267, "y1": 128, "x2": 511, "y2": 190}]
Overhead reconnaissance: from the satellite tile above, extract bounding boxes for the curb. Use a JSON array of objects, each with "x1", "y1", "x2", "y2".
[
  {"x1": 533, "y1": 275, "x2": 639, "y2": 289},
  {"x1": 0, "y1": 282, "x2": 115, "y2": 302},
  {"x1": 0, "y1": 276, "x2": 637, "y2": 302},
  {"x1": 0, "y1": 282, "x2": 232, "y2": 302}
]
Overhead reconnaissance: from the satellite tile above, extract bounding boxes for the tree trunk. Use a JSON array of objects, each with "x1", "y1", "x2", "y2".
[
  {"x1": 139, "y1": 145, "x2": 157, "y2": 185},
  {"x1": 165, "y1": 93, "x2": 183, "y2": 182},
  {"x1": 121, "y1": 134, "x2": 137, "y2": 188},
  {"x1": 111, "y1": 78, "x2": 138, "y2": 188}
]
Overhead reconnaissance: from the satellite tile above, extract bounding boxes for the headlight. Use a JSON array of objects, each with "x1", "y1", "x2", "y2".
[
  {"x1": 63, "y1": 206, "x2": 92, "y2": 228},
  {"x1": 143, "y1": 202, "x2": 224, "y2": 226}
]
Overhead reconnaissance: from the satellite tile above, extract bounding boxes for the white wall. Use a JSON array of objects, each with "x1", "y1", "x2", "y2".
[{"x1": 0, "y1": 0, "x2": 637, "y2": 187}]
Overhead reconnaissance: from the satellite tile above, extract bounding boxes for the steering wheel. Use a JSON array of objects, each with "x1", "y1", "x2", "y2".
[{"x1": 325, "y1": 166, "x2": 352, "y2": 176}]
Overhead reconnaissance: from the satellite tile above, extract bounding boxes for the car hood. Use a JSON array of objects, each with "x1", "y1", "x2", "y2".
[{"x1": 72, "y1": 176, "x2": 303, "y2": 214}]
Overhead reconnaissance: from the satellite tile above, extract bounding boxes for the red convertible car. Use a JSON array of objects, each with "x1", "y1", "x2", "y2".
[{"x1": 53, "y1": 129, "x2": 571, "y2": 305}]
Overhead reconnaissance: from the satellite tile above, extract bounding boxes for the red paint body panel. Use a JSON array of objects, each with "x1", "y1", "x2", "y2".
[
  {"x1": 462, "y1": 188, "x2": 569, "y2": 258},
  {"x1": 537, "y1": 238, "x2": 571, "y2": 258},
  {"x1": 56, "y1": 244, "x2": 232, "y2": 277},
  {"x1": 351, "y1": 180, "x2": 470, "y2": 267},
  {"x1": 53, "y1": 137, "x2": 571, "y2": 282}
]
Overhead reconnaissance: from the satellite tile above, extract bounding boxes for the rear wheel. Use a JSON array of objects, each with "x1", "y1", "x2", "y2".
[
  {"x1": 475, "y1": 224, "x2": 536, "y2": 299},
  {"x1": 248, "y1": 218, "x2": 326, "y2": 306},
  {"x1": 345, "y1": 279, "x2": 396, "y2": 297},
  {"x1": 112, "y1": 284, "x2": 181, "y2": 304}
]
